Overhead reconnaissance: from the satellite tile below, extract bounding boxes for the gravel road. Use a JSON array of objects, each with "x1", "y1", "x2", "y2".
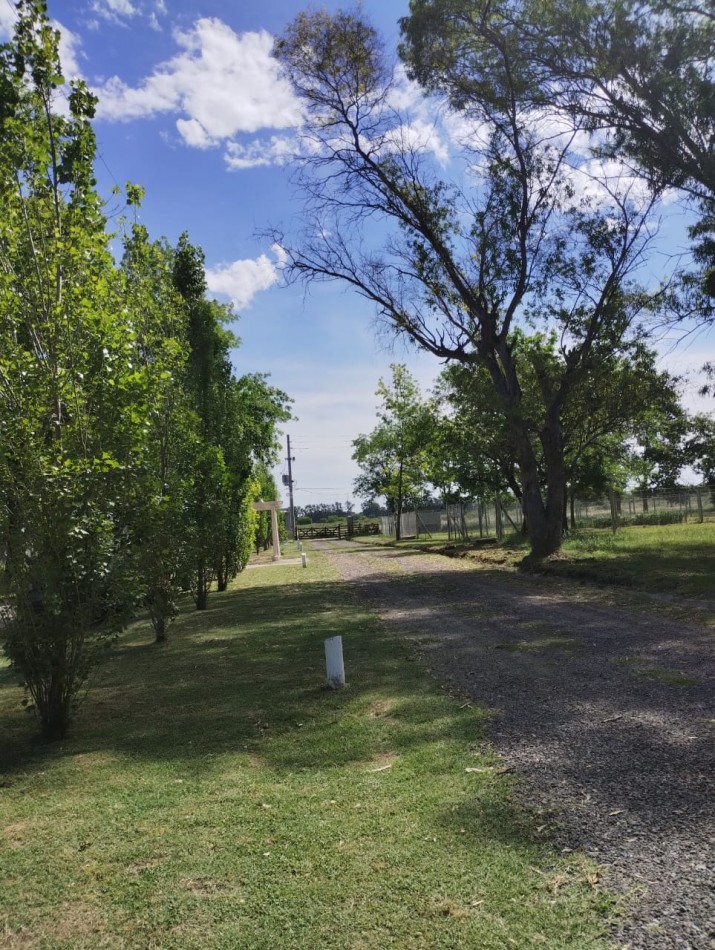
[{"x1": 315, "y1": 539, "x2": 715, "y2": 950}]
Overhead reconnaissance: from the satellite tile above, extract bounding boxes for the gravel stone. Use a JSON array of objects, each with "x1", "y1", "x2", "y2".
[{"x1": 317, "y1": 540, "x2": 715, "y2": 950}]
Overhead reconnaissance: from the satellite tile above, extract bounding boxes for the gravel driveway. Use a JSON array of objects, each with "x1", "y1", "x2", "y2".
[{"x1": 315, "y1": 539, "x2": 715, "y2": 950}]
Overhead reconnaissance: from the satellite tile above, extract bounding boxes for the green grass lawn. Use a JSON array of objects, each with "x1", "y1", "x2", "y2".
[
  {"x1": 551, "y1": 523, "x2": 715, "y2": 599},
  {"x1": 370, "y1": 522, "x2": 715, "y2": 601},
  {"x1": 0, "y1": 549, "x2": 609, "y2": 949}
]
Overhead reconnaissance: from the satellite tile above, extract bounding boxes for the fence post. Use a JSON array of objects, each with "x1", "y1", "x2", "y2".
[
  {"x1": 609, "y1": 491, "x2": 618, "y2": 534},
  {"x1": 495, "y1": 494, "x2": 503, "y2": 541},
  {"x1": 697, "y1": 487, "x2": 704, "y2": 523}
]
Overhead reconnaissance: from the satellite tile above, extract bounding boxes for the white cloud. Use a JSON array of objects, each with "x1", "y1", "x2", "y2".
[
  {"x1": 566, "y1": 157, "x2": 656, "y2": 212},
  {"x1": 386, "y1": 64, "x2": 425, "y2": 113},
  {"x1": 92, "y1": 0, "x2": 137, "y2": 20},
  {"x1": 55, "y1": 22, "x2": 83, "y2": 82},
  {"x1": 383, "y1": 119, "x2": 449, "y2": 165},
  {"x1": 95, "y1": 18, "x2": 302, "y2": 151},
  {"x1": 0, "y1": 3, "x2": 15, "y2": 38},
  {"x1": 176, "y1": 117, "x2": 215, "y2": 149},
  {"x1": 206, "y1": 245, "x2": 286, "y2": 310},
  {"x1": 224, "y1": 135, "x2": 297, "y2": 170},
  {"x1": 89, "y1": 0, "x2": 167, "y2": 28}
]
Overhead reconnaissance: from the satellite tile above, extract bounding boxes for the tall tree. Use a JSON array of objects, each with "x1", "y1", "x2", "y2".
[
  {"x1": 0, "y1": 2, "x2": 148, "y2": 737},
  {"x1": 172, "y1": 236, "x2": 235, "y2": 609},
  {"x1": 401, "y1": 0, "x2": 715, "y2": 300},
  {"x1": 213, "y1": 374, "x2": 290, "y2": 590},
  {"x1": 437, "y1": 335, "x2": 684, "y2": 524},
  {"x1": 686, "y1": 413, "x2": 715, "y2": 496},
  {"x1": 352, "y1": 365, "x2": 434, "y2": 539},
  {"x1": 172, "y1": 238, "x2": 292, "y2": 603},
  {"x1": 274, "y1": 10, "x2": 660, "y2": 557},
  {"x1": 120, "y1": 223, "x2": 195, "y2": 641}
]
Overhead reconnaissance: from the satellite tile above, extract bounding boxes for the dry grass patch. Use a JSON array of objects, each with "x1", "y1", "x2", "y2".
[
  {"x1": 496, "y1": 637, "x2": 580, "y2": 653},
  {"x1": 618, "y1": 657, "x2": 698, "y2": 687}
]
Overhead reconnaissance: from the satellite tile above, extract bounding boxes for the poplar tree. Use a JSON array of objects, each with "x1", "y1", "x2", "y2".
[{"x1": 0, "y1": 2, "x2": 149, "y2": 737}]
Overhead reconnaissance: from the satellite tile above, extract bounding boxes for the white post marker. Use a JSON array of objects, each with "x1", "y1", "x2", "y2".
[
  {"x1": 301, "y1": 552, "x2": 308, "y2": 568},
  {"x1": 324, "y1": 636, "x2": 346, "y2": 689}
]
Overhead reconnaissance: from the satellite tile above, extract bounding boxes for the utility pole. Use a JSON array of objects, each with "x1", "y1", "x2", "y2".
[{"x1": 286, "y1": 434, "x2": 296, "y2": 540}]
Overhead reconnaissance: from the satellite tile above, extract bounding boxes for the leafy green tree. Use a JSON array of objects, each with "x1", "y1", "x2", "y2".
[
  {"x1": 686, "y1": 413, "x2": 715, "y2": 498},
  {"x1": 274, "y1": 10, "x2": 661, "y2": 558},
  {"x1": 352, "y1": 365, "x2": 434, "y2": 539},
  {"x1": 252, "y1": 465, "x2": 283, "y2": 554},
  {"x1": 360, "y1": 499, "x2": 387, "y2": 518},
  {"x1": 401, "y1": 0, "x2": 714, "y2": 300},
  {"x1": 120, "y1": 223, "x2": 195, "y2": 641},
  {"x1": 213, "y1": 374, "x2": 290, "y2": 589},
  {"x1": 172, "y1": 236, "x2": 237, "y2": 609},
  {"x1": 436, "y1": 335, "x2": 683, "y2": 524},
  {"x1": 628, "y1": 404, "x2": 690, "y2": 494},
  {"x1": 0, "y1": 2, "x2": 148, "y2": 737},
  {"x1": 295, "y1": 503, "x2": 351, "y2": 523}
]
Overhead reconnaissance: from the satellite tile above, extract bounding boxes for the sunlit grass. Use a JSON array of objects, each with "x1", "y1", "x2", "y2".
[
  {"x1": 0, "y1": 550, "x2": 610, "y2": 949},
  {"x1": 367, "y1": 521, "x2": 715, "y2": 601},
  {"x1": 555, "y1": 523, "x2": 715, "y2": 599}
]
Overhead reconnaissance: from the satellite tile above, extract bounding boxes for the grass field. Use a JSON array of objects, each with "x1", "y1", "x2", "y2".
[
  {"x1": 554, "y1": 523, "x2": 715, "y2": 598},
  {"x1": 0, "y1": 547, "x2": 610, "y2": 949},
  {"x1": 370, "y1": 522, "x2": 715, "y2": 601}
]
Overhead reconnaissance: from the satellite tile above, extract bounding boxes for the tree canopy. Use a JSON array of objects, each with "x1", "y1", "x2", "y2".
[
  {"x1": 0, "y1": 1, "x2": 291, "y2": 739},
  {"x1": 353, "y1": 365, "x2": 434, "y2": 538},
  {"x1": 274, "y1": 8, "x2": 665, "y2": 557},
  {"x1": 400, "y1": 0, "x2": 715, "y2": 299}
]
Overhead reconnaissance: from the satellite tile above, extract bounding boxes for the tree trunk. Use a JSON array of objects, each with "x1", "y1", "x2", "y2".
[
  {"x1": 154, "y1": 616, "x2": 166, "y2": 643},
  {"x1": 570, "y1": 488, "x2": 576, "y2": 530},
  {"x1": 196, "y1": 563, "x2": 208, "y2": 610},
  {"x1": 481, "y1": 341, "x2": 567, "y2": 558},
  {"x1": 216, "y1": 557, "x2": 228, "y2": 592},
  {"x1": 38, "y1": 675, "x2": 70, "y2": 741},
  {"x1": 515, "y1": 418, "x2": 566, "y2": 560},
  {"x1": 395, "y1": 461, "x2": 404, "y2": 541}
]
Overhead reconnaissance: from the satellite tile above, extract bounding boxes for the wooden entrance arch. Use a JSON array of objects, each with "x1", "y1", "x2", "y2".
[{"x1": 252, "y1": 499, "x2": 283, "y2": 561}]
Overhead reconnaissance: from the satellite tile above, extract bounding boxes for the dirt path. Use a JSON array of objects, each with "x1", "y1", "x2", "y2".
[{"x1": 315, "y1": 540, "x2": 715, "y2": 950}]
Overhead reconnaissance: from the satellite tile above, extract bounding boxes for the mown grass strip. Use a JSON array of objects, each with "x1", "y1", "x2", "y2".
[
  {"x1": 375, "y1": 522, "x2": 715, "y2": 602},
  {"x1": 0, "y1": 548, "x2": 610, "y2": 949}
]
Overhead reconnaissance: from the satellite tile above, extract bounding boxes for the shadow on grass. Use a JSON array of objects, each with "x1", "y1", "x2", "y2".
[
  {"x1": 327, "y1": 559, "x2": 715, "y2": 841},
  {"x1": 0, "y1": 574, "x2": 483, "y2": 783},
  {"x1": 538, "y1": 546, "x2": 715, "y2": 600},
  {"x1": 1, "y1": 553, "x2": 713, "y2": 844}
]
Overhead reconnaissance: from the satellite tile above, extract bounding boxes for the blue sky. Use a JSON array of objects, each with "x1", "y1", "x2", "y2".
[{"x1": 2, "y1": 0, "x2": 712, "y2": 505}]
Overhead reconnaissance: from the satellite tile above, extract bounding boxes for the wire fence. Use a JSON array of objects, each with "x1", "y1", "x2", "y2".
[{"x1": 379, "y1": 485, "x2": 715, "y2": 541}]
